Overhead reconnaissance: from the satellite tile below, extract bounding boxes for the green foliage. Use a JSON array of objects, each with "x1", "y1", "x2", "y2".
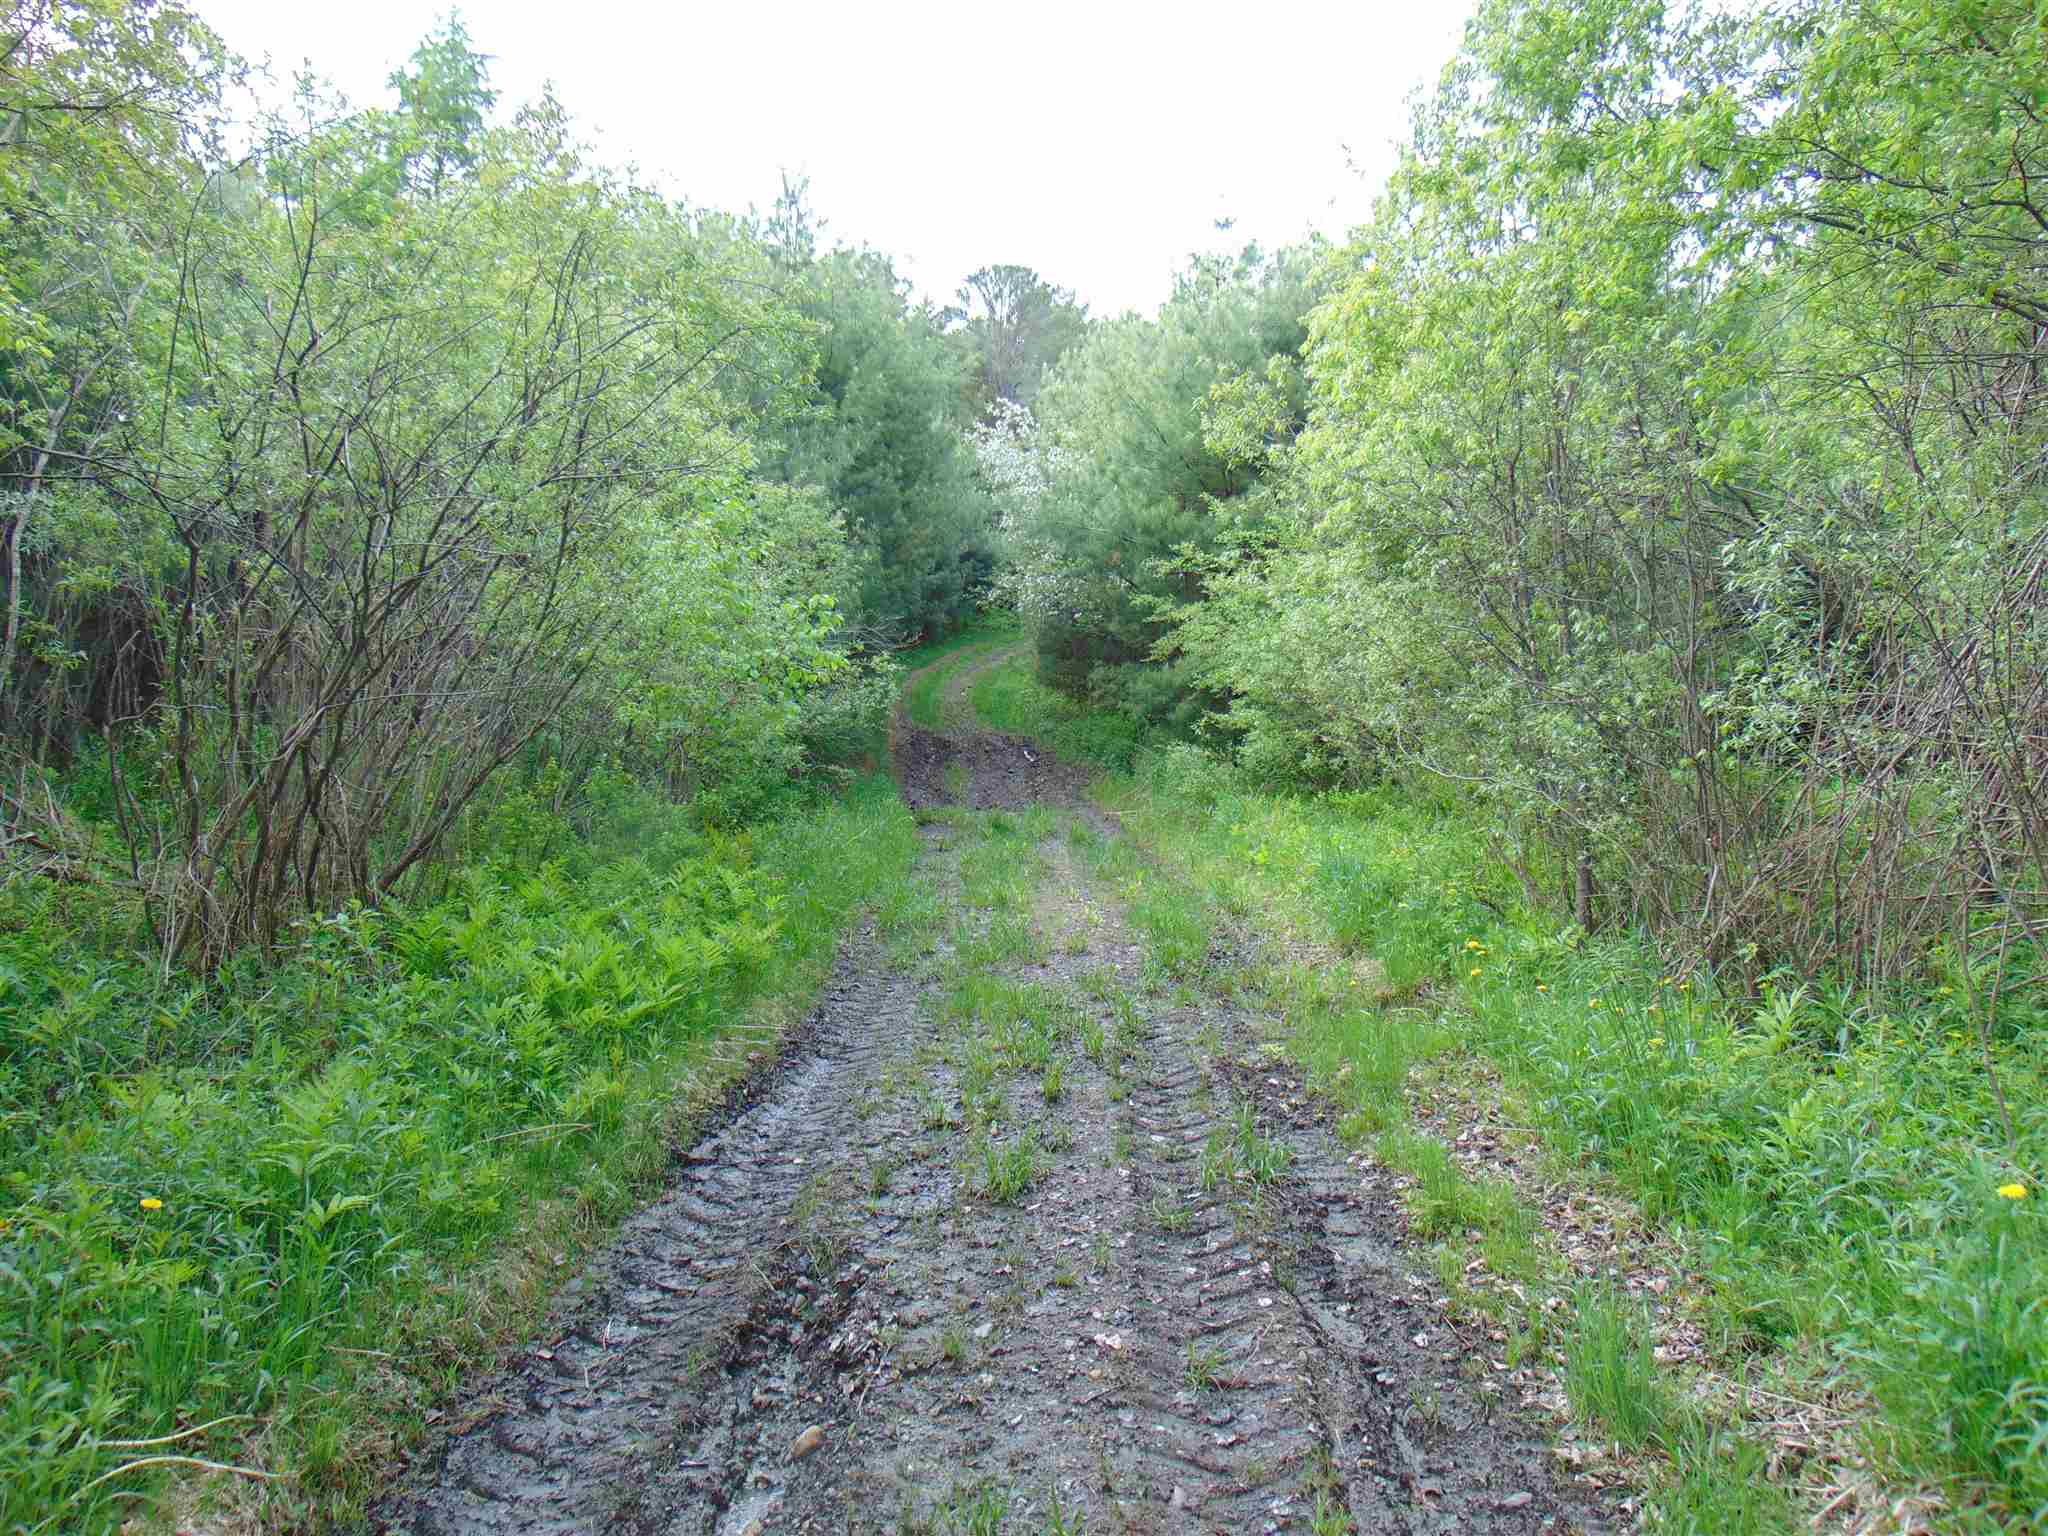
[
  {"x1": 968, "y1": 653, "x2": 1148, "y2": 771},
  {"x1": 763, "y1": 238, "x2": 993, "y2": 644},
  {"x1": 1873, "y1": 1203, "x2": 2048, "y2": 1523},
  {"x1": 1009, "y1": 243, "x2": 1323, "y2": 721},
  {"x1": 1127, "y1": 0, "x2": 2048, "y2": 997},
  {"x1": 980, "y1": 1129, "x2": 1043, "y2": 1203},
  {"x1": 1563, "y1": 1284, "x2": 1681, "y2": 1453},
  {"x1": 942, "y1": 264, "x2": 1089, "y2": 413},
  {"x1": 1, "y1": 19, "x2": 884, "y2": 964},
  {"x1": 0, "y1": 773, "x2": 917, "y2": 1529}
]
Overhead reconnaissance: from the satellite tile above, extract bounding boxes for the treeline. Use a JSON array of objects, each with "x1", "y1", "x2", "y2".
[
  {"x1": 0, "y1": 4, "x2": 1084, "y2": 964},
  {"x1": 1002, "y1": 0, "x2": 2048, "y2": 989}
]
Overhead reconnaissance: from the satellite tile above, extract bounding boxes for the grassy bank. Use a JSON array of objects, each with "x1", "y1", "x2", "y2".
[
  {"x1": 970, "y1": 650, "x2": 2047, "y2": 1532},
  {"x1": 968, "y1": 646, "x2": 1146, "y2": 769},
  {"x1": 898, "y1": 615, "x2": 1022, "y2": 729},
  {"x1": 0, "y1": 772, "x2": 917, "y2": 1532}
]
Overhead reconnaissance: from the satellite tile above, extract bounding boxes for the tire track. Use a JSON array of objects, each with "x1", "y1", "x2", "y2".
[
  {"x1": 377, "y1": 658, "x2": 1607, "y2": 1536},
  {"x1": 374, "y1": 950, "x2": 922, "y2": 1535}
]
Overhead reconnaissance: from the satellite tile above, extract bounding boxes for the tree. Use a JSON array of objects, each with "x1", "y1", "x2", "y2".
[
  {"x1": 1, "y1": 0, "x2": 233, "y2": 739},
  {"x1": 763, "y1": 243, "x2": 989, "y2": 645},
  {"x1": 943, "y1": 263, "x2": 1089, "y2": 413},
  {"x1": 385, "y1": 11, "x2": 497, "y2": 196},
  {"x1": 1017, "y1": 242, "x2": 1322, "y2": 723}
]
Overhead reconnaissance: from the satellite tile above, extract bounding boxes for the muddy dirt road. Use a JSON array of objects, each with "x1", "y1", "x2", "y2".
[{"x1": 375, "y1": 651, "x2": 1606, "y2": 1535}]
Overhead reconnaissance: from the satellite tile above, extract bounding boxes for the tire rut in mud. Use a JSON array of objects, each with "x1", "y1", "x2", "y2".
[
  {"x1": 377, "y1": 664, "x2": 1608, "y2": 1535},
  {"x1": 372, "y1": 952, "x2": 922, "y2": 1535}
]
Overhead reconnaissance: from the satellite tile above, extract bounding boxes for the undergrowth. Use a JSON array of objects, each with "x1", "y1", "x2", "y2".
[{"x1": 0, "y1": 772, "x2": 917, "y2": 1532}]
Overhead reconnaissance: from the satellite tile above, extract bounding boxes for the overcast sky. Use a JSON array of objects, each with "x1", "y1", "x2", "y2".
[{"x1": 191, "y1": 1, "x2": 1475, "y2": 318}]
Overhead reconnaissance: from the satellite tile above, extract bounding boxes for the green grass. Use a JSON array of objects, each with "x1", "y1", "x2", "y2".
[
  {"x1": 943, "y1": 1479, "x2": 1010, "y2": 1536},
  {"x1": 969, "y1": 653, "x2": 1148, "y2": 770},
  {"x1": 0, "y1": 773, "x2": 918, "y2": 1532},
  {"x1": 1200, "y1": 1103, "x2": 1292, "y2": 1191},
  {"x1": 1562, "y1": 1283, "x2": 1683, "y2": 1453},
  {"x1": 899, "y1": 617, "x2": 1022, "y2": 730},
  {"x1": 980, "y1": 1130, "x2": 1044, "y2": 1203}
]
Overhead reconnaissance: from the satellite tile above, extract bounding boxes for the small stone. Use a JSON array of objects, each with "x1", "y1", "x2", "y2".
[
  {"x1": 1497, "y1": 1491, "x2": 1534, "y2": 1511},
  {"x1": 1169, "y1": 1486, "x2": 1187, "y2": 1509},
  {"x1": 973, "y1": 1321, "x2": 994, "y2": 1340},
  {"x1": 791, "y1": 1424, "x2": 825, "y2": 1460}
]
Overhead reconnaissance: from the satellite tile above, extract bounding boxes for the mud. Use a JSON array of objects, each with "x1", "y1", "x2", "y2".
[{"x1": 373, "y1": 647, "x2": 1608, "y2": 1535}]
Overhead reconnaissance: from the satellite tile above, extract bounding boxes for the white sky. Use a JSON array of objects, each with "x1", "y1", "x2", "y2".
[{"x1": 191, "y1": 1, "x2": 1475, "y2": 318}]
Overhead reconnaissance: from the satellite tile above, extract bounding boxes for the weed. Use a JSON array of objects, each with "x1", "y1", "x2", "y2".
[
  {"x1": 982, "y1": 1131, "x2": 1044, "y2": 1204},
  {"x1": 1042, "y1": 1483, "x2": 1085, "y2": 1536},
  {"x1": 944, "y1": 1480, "x2": 1010, "y2": 1536},
  {"x1": 1184, "y1": 1339, "x2": 1225, "y2": 1391},
  {"x1": 1504, "y1": 1312, "x2": 1547, "y2": 1370},
  {"x1": 791, "y1": 1172, "x2": 853, "y2": 1275},
  {"x1": 1310, "y1": 1487, "x2": 1353, "y2": 1536},
  {"x1": 1041, "y1": 1061, "x2": 1066, "y2": 1103},
  {"x1": 1148, "y1": 1193, "x2": 1191, "y2": 1233},
  {"x1": 918, "y1": 1085, "x2": 956, "y2": 1132},
  {"x1": 1081, "y1": 1018, "x2": 1107, "y2": 1064},
  {"x1": 1562, "y1": 1284, "x2": 1680, "y2": 1453}
]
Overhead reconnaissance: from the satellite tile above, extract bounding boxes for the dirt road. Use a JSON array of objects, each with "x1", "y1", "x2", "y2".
[{"x1": 374, "y1": 650, "x2": 1606, "y2": 1535}]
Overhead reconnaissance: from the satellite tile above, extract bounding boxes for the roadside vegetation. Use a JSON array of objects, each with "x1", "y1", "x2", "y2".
[
  {"x1": 1, "y1": 767, "x2": 917, "y2": 1531},
  {"x1": 0, "y1": 5, "x2": 1079, "y2": 1527},
  {"x1": 962, "y1": 0, "x2": 2047, "y2": 1527},
  {"x1": 8, "y1": 0, "x2": 2044, "y2": 1530},
  {"x1": 973, "y1": 648, "x2": 2046, "y2": 1530}
]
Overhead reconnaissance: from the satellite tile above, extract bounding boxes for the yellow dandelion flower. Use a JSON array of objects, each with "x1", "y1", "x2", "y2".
[
  {"x1": 1536, "y1": 984, "x2": 1549, "y2": 993},
  {"x1": 1647, "y1": 1037, "x2": 1664, "y2": 1049},
  {"x1": 1589, "y1": 997, "x2": 1601, "y2": 1007},
  {"x1": 1998, "y1": 1183, "x2": 2028, "y2": 1201},
  {"x1": 139, "y1": 1197, "x2": 163, "y2": 1213},
  {"x1": 1469, "y1": 967, "x2": 1483, "y2": 978}
]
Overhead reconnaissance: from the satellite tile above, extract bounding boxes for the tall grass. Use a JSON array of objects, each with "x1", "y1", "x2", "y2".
[{"x1": 0, "y1": 773, "x2": 917, "y2": 1531}]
